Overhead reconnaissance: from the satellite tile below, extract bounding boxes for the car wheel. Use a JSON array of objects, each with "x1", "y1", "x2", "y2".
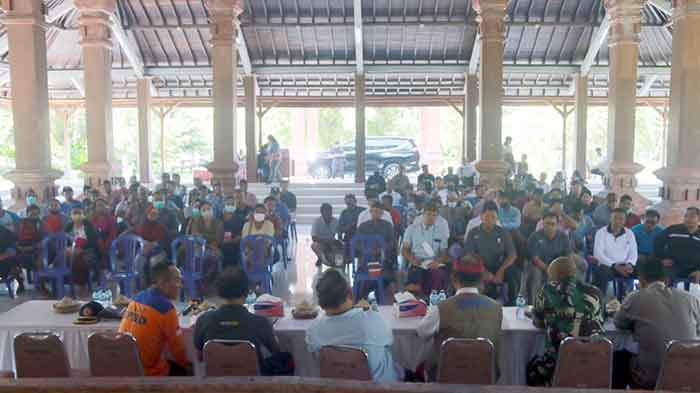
[
  {"x1": 312, "y1": 165, "x2": 331, "y2": 179},
  {"x1": 383, "y1": 162, "x2": 401, "y2": 179}
]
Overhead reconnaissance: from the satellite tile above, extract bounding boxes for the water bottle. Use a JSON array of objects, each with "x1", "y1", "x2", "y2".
[
  {"x1": 438, "y1": 290, "x2": 447, "y2": 304},
  {"x1": 516, "y1": 295, "x2": 527, "y2": 320},
  {"x1": 104, "y1": 288, "x2": 112, "y2": 308},
  {"x1": 429, "y1": 290, "x2": 438, "y2": 306},
  {"x1": 606, "y1": 281, "x2": 615, "y2": 300},
  {"x1": 368, "y1": 291, "x2": 378, "y2": 311},
  {"x1": 246, "y1": 291, "x2": 257, "y2": 307}
]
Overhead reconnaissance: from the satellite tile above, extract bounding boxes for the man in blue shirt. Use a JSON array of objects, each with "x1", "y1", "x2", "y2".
[
  {"x1": 60, "y1": 186, "x2": 83, "y2": 216},
  {"x1": 306, "y1": 269, "x2": 399, "y2": 383},
  {"x1": 497, "y1": 191, "x2": 521, "y2": 231},
  {"x1": 631, "y1": 209, "x2": 664, "y2": 265}
]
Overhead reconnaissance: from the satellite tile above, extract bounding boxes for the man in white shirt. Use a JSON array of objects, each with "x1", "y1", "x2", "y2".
[
  {"x1": 593, "y1": 208, "x2": 638, "y2": 297},
  {"x1": 416, "y1": 256, "x2": 502, "y2": 379},
  {"x1": 402, "y1": 203, "x2": 450, "y2": 293}
]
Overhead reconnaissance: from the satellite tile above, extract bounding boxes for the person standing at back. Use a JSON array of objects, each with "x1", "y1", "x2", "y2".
[
  {"x1": 614, "y1": 259, "x2": 700, "y2": 389},
  {"x1": 119, "y1": 262, "x2": 191, "y2": 376}
]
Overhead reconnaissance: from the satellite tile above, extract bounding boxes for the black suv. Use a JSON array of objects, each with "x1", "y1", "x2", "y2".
[{"x1": 308, "y1": 136, "x2": 420, "y2": 179}]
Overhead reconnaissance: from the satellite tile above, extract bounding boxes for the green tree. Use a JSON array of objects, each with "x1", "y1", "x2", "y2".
[{"x1": 319, "y1": 108, "x2": 352, "y2": 149}]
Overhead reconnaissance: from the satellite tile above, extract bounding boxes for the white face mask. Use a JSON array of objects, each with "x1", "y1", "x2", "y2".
[{"x1": 254, "y1": 213, "x2": 265, "y2": 222}]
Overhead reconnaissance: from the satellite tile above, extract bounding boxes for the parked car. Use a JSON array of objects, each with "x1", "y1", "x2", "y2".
[{"x1": 308, "y1": 136, "x2": 420, "y2": 179}]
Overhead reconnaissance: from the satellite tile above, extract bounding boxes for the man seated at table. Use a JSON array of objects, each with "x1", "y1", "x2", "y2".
[
  {"x1": 416, "y1": 255, "x2": 502, "y2": 379},
  {"x1": 402, "y1": 202, "x2": 449, "y2": 293},
  {"x1": 306, "y1": 269, "x2": 399, "y2": 383},
  {"x1": 530, "y1": 256, "x2": 603, "y2": 386},
  {"x1": 193, "y1": 267, "x2": 282, "y2": 372},
  {"x1": 119, "y1": 261, "x2": 191, "y2": 376},
  {"x1": 613, "y1": 258, "x2": 700, "y2": 389}
]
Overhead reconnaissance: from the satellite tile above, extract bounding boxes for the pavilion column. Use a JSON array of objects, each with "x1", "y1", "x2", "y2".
[
  {"x1": 244, "y1": 75, "x2": 258, "y2": 182},
  {"x1": 136, "y1": 78, "x2": 153, "y2": 184},
  {"x1": 654, "y1": 0, "x2": 700, "y2": 225},
  {"x1": 574, "y1": 74, "x2": 588, "y2": 175},
  {"x1": 473, "y1": 0, "x2": 508, "y2": 188},
  {"x1": 206, "y1": 0, "x2": 243, "y2": 191},
  {"x1": 75, "y1": 0, "x2": 117, "y2": 188},
  {"x1": 1, "y1": 0, "x2": 61, "y2": 207},
  {"x1": 464, "y1": 74, "x2": 478, "y2": 164},
  {"x1": 604, "y1": 0, "x2": 648, "y2": 210},
  {"x1": 355, "y1": 73, "x2": 366, "y2": 183}
]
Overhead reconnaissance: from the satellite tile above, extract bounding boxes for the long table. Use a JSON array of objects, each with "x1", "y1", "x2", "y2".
[{"x1": 0, "y1": 301, "x2": 634, "y2": 385}]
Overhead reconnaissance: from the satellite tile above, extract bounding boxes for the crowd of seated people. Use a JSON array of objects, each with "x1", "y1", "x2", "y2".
[{"x1": 0, "y1": 173, "x2": 296, "y2": 298}]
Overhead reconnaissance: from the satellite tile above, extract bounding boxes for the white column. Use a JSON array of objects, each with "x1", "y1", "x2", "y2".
[
  {"x1": 574, "y1": 74, "x2": 588, "y2": 175},
  {"x1": 206, "y1": 0, "x2": 243, "y2": 192},
  {"x1": 136, "y1": 78, "x2": 153, "y2": 184},
  {"x1": 654, "y1": 0, "x2": 700, "y2": 225},
  {"x1": 473, "y1": 0, "x2": 509, "y2": 188},
  {"x1": 1, "y1": 0, "x2": 61, "y2": 207},
  {"x1": 355, "y1": 73, "x2": 366, "y2": 183},
  {"x1": 244, "y1": 75, "x2": 257, "y2": 182},
  {"x1": 604, "y1": 0, "x2": 648, "y2": 210},
  {"x1": 464, "y1": 74, "x2": 478, "y2": 164},
  {"x1": 76, "y1": 0, "x2": 117, "y2": 187}
]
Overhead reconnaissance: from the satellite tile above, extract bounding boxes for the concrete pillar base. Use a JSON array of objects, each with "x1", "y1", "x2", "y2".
[
  {"x1": 475, "y1": 160, "x2": 509, "y2": 189},
  {"x1": 653, "y1": 167, "x2": 700, "y2": 225},
  {"x1": 207, "y1": 161, "x2": 240, "y2": 192},
  {"x1": 80, "y1": 161, "x2": 114, "y2": 188},
  {"x1": 605, "y1": 161, "x2": 649, "y2": 212},
  {"x1": 4, "y1": 169, "x2": 62, "y2": 209}
]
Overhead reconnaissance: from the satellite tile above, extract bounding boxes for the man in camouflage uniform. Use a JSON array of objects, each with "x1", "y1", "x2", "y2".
[{"x1": 529, "y1": 256, "x2": 604, "y2": 385}]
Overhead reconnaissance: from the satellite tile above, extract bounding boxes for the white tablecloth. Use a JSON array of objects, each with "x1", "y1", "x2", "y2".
[{"x1": 0, "y1": 301, "x2": 635, "y2": 385}]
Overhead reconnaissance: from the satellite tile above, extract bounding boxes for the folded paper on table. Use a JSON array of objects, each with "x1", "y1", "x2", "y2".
[
  {"x1": 394, "y1": 292, "x2": 427, "y2": 318},
  {"x1": 254, "y1": 294, "x2": 284, "y2": 317}
]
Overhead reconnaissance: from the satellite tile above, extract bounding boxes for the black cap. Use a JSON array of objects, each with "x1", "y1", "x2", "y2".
[{"x1": 62, "y1": 186, "x2": 73, "y2": 193}]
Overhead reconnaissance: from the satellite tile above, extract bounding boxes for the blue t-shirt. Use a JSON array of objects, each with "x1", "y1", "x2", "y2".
[
  {"x1": 631, "y1": 223, "x2": 664, "y2": 255},
  {"x1": 306, "y1": 308, "x2": 398, "y2": 383}
]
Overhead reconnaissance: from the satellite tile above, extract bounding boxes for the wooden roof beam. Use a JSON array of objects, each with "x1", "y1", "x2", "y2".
[
  {"x1": 110, "y1": 13, "x2": 145, "y2": 79},
  {"x1": 237, "y1": 25, "x2": 253, "y2": 75}
]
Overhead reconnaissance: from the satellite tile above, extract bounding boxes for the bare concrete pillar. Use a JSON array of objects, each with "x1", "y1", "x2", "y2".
[
  {"x1": 244, "y1": 75, "x2": 257, "y2": 182},
  {"x1": 604, "y1": 0, "x2": 648, "y2": 210},
  {"x1": 464, "y1": 74, "x2": 478, "y2": 164},
  {"x1": 355, "y1": 73, "x2": 366, "y2": 183},
  {"x1": 136, "y1": 78, "x2": 153, "y2": 184},
  {"x1": 574, "y1": 74, "x2": 588, "y2": 175},
  {"x1": 1, "y1": 0, "x2": 61, "y2": 207},
  {"x1": 654, "y1": 0, "x2": 700, "y2": 225},
  {"x1": 473, "y1": 0, "x2": 509, "y2": 188},
  {"x1": 206, "y1": 0, "x2": 243, "y2": 192}
]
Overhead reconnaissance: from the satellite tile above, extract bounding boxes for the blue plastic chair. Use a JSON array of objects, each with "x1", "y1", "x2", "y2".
[
  {"x1": 350, "y1": 234, "x2": 387, "y2": 304},
  {"x1": 240, "y1": 235, "x2": 275, "y2": 295},
  {"x1": 171, "y1": 235, "x2": 207, "y2": 302},
  {"x1": 107, "y1": 233, "x2": 145, "y2": 297},
  {"x1": 37, "y1": 233, "x2": 74, "y2": 299}
]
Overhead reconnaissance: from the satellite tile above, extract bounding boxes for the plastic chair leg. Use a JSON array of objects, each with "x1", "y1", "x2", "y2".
[
  {"x1": 375, "y1": 279, "x2": 385, "y2": 305},
  {"x1": 55, "y1": 278, "x2": 65, "y2": 299}
]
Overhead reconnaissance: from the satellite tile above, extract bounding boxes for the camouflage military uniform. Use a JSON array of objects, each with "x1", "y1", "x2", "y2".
[{"x1": 528, "y1": 278, "x2": 604, "y2": 386}]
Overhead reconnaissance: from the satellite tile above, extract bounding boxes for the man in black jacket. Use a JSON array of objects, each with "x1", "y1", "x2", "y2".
[
  {"x1": 365, "y1": 171, "x2": 386, "y2": 199},
  {"x1": 654, "y1": 207, "x2": 700, "y2": 283}
]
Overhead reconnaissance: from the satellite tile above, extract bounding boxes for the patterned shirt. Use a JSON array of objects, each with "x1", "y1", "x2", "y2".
[{"x1": 533, "y1": 279, "x2": 604, "y2": 354}]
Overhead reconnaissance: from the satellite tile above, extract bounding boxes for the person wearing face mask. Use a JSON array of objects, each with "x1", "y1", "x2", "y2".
[
  {"x1": 65, "y1": 206, "x2": 99, "y2": 297},
  {"x1": 242, "y1": 204, "x2": 275, "y2": 237},
  {"x1": 221, "y1": 196, "x2": 246, "y2": 268},
  {"x1": 402, "y1": 203, "x2": 449, "y2": 293},
  {"x1": 152, "y1": 190, "x2": 180, "y2": 242},
  {"x1": 21, "y1": 190, "x2": 41, "y2": 216},
  {"x1": 43, "y1": 198, "x2": 69, "y2": 235},
  {"x1": 15, "y1": 205, "x2": 43, "y2": 293},
  {"x1": 263, "y1": 196, "x2": 284, "y2": 238},
  {"x1": 134, "y1": 205, "x2": 169, "y2": 286},
  {"x1": 90, "y1": 198, "x2": 118, "y2": 274},
  {"x1": 187, "y1": 201, "x2": 224, "y2": 282}
]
